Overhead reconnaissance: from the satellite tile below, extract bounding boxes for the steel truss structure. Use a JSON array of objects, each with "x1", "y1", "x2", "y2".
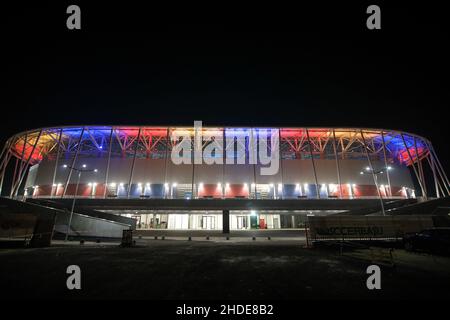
[{"x1": 0, "y1": 126, "x2": 449, "y2": 200}]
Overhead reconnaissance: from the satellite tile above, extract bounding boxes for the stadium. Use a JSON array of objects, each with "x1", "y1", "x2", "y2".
[{"x1": 0, "y1": 126, "x2": 449, "y2": 237}]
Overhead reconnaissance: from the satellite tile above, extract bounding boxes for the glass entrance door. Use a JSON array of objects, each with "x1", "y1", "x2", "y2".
[
  {"x1": 236, "y1": 215, "x2": 248, "y2": 229},
  {"x1": 202, "y1": 216, "x2": 216, "y2": 229}
]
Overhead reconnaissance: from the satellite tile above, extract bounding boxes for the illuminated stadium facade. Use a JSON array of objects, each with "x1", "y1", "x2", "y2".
[{"x1": 1, "y1": 126, "x2": 448, "y2": 232}]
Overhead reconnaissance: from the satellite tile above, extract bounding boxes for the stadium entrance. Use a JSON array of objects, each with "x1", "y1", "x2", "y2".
[{"x1": 112, "y1": 210, "x2": 330, "y2": 231}]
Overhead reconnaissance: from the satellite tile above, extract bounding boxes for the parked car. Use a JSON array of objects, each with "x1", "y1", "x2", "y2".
[{"x1": 403, "y1": 228, "x2": 450, "y2": 255}]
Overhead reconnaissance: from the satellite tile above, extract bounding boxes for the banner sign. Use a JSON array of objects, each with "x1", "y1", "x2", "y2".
[{"x1": 308, "y1": 215, "x2": 434, "y2": 239}]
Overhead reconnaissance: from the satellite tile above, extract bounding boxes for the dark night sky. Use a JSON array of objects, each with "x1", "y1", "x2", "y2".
[{"x1": 2, "y1": 3, "x2": 449, "y2": 170}]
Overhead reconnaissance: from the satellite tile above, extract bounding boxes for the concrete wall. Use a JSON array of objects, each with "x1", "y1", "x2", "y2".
[{"x1": 54, "y1": 210, "x2": 130, "y2": 238}]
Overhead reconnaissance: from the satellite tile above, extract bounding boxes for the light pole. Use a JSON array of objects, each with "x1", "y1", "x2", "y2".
[
  {"x1": 64, "y1": 164, "x2": 97, "y2": 241},
  {"x1": 360, "y1": 166, "x2": 392, "y2": 216}
]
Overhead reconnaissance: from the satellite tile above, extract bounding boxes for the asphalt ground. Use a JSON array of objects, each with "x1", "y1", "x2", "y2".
[{"x1": 1, "y1": 240, "x2": 449, "y2": 300}]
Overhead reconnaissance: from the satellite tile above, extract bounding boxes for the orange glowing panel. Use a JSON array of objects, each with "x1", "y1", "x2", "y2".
[
  {"x1": 224, "y1": 184, "x2": 250, "y2": 198},
  {"x1": 198, "y1": 184, "x2": 223, "y2": 198}
]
